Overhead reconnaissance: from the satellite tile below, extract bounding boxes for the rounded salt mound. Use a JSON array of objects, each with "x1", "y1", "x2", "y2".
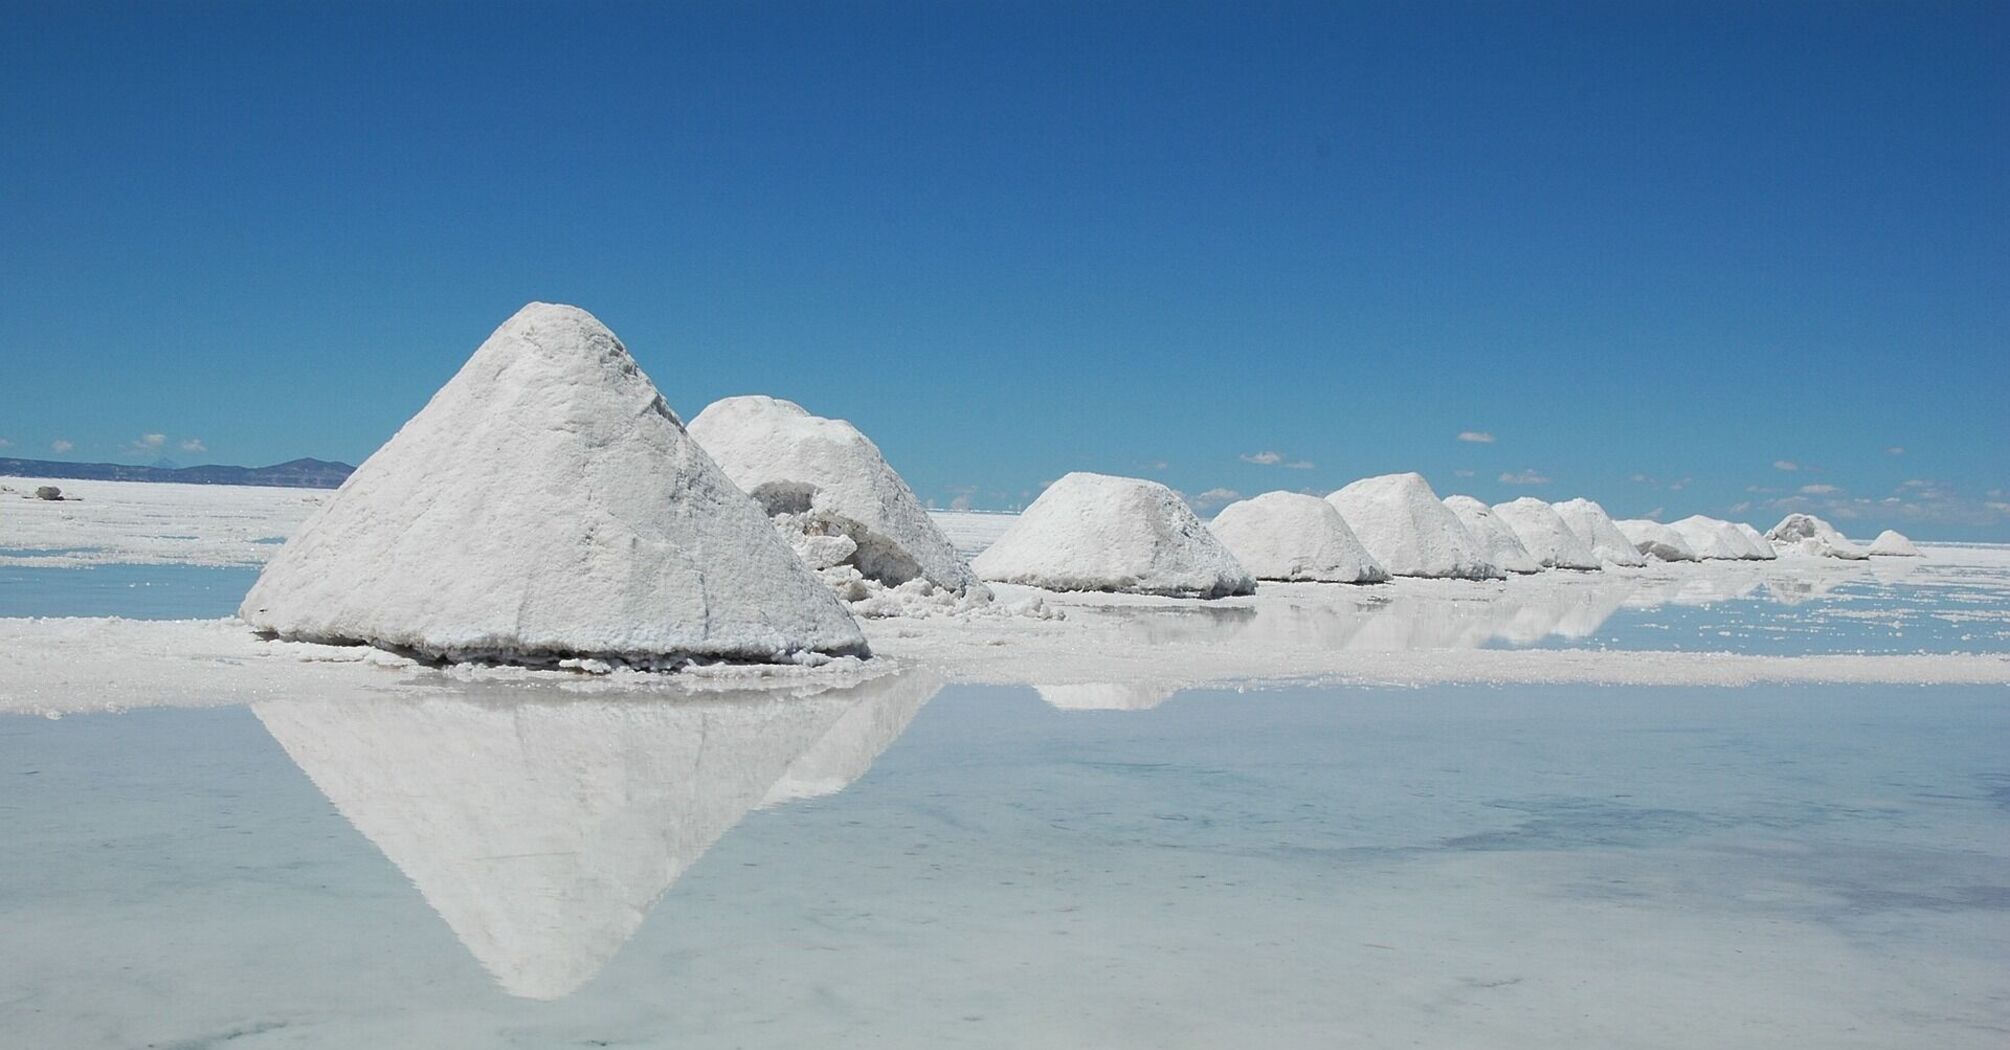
[
  {"x1": 1209, "y1": 491, "x2": 1388, "y2": 583},
  {"x1": 1669, "y1": 515, "x2": 1753, "y2": 561},
  {"x1": 1491, "y1": 498, "x2": 1602, "y2": 570},
  {"x1": 1766, "y1": 513, "x2": 1870, "y2": 560},
  {"x1": 1614, "y1": 519, "x2": 1699, "y2": 562},
  {"x1": 239, "y1": 302, "x2": 868, "y2": 665},
  {"x1": 686, "y1": 395, "x2": 982, "y2": 594},
  {"x1": 1325, "y1": 473, "x2": 1502, "y2": 579},
  {"x1": 1868, "y1": 529, "x2": 1922, "y2": 557},
  {"x1": 1443, "y1": 495, "x2": 1542, "y2": 574},
  {"x1": 971, "y1": 472, "x2": 1255, "y2": 597},
  {"x1": 1552, "y1": 498, "x2": 1650, "y2": 567}
]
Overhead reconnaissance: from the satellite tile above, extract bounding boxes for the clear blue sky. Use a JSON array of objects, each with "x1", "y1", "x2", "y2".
[{"x1": 3, "y1": 2, "x2": 2005, "y2": 537}]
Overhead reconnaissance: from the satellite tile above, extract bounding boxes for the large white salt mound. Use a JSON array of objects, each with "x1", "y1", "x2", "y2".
[
  {"x1": 1492, "y1": 498, "x2": 1602, "y2": 570},
  {"x1": 971, "y1": 472, "x2": 1255, "y2": 597},
  {"x1": 1552, "y1": 498, "x2": 1650, "y2": 567},
  {"x1": 1867, "y1": 529, "x2": 1922, "y2": 557},
  {"x1": 686, "y1": 395, "x2": 983, "y2": 596},
  {"x1": 1766, "y1": 513, "x2": 1870, "y2": 560},
  {"x1": 1732, "y1": 522, "x2": 1779, "y2": 560},
  {"x1": 1443, "y1": 495, "x2": 1542, "y2": 574},
  {"x1": 1208, "y1": 491, "x2": 1388, "y2": 583},
  {"x1": 1324, "y1": 473, "x2": 1502, "y2": 579},
  {"x1": 1615, "y1": 519, "x2": 1699, "y2": 562},
  {"x1": 240, "y1": 303, "x2": 867, "y2": 665},
  {"x1": 1669, "y1": 515, "x2": 1754, "y2": 560}
]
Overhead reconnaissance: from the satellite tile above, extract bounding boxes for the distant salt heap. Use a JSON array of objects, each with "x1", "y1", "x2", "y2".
[
  {"x1": 972, "y1": 472, "x2": 1255, "y2": 597},
  {"x1": 1325, "y1": 473, "x2": 1501, "y2": 579},
  {"x1": 1766, "y1": 513, "x2": 1870, "y2": 560},
  {"x1": 1731, "y1": 522, "x2": 1778, "y2": 560},
  {"x1": 1615, "y1": 519, "x2": 1699, "y2": 562},
  {"x1": 1492, "y1": 498, "x2": 1602, "y2": 570},
  {"x1": 240, "y1": 303, "x2": 868, "y2": 666},
  {"x1": 1208, "y1": 491, "x2": 1388, "y2": 583},
  {"x1": 686, "y1": 395, "x2": 988, "y2": 613},
  {"x1": 1868, "y1": 529, "x2": 1922, "y2": 557},
  {"x1": 1669, "y1": 515, "x2": 1759, "y2": 560},
  {"x1": 1443, "y1": 496, "x2": 1541, "y2": 574},
  {"x1": 1552, "y1": 498, "x2": 1650, "y2": 567}
]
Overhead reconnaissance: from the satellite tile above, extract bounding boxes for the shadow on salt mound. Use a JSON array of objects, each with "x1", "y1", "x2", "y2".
[
  {"x1": 254, "y1": 668, "x2": 938, "y2": 1001},
  {"x1": 1616, "y1": 518, "x2": 1700, "y2": 562},
  {"x1": 1493, "y1": 498, "x2": 1602, "y2": 570},
  {"x1": 1767, "y1": 513, "x2": 1870, "y2": 560},
  {"x1": 1552, "y1": 498, "x2": 1650, "y2": 567},
  {"x1": 1444, "y1": 495, "x2": 1542, "y2": 574},
  {"x1": 1209, "y1": 491, "x2": 1388, "y2": 583},
  {"x1": 1869, "y1": 529, "x2": 1922, "y2": 557},
  {"x1": 973, "y1": 472, "x2": 1255, "y2": 598},
  {"x1": 1325, "y1": 473, "x2": 1502, "y2": 579},
  {"x1": 239, "y1": 302, "x2": 865, "y2": 666}
]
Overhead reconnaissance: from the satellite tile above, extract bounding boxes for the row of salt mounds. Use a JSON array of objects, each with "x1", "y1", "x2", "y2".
[
  {"x1": 686, "y1": 395, "x2": 990, "y2": 616},
  {"x1": 1553, "y1": 498, "x2": 1649, "y2": 567},
  {"x1": 1443, "y1": 496, "x2": 1541, "y2": 574},
  {"x1": 1767, "y1": 513, "x2": 1870, "y2": 560},
  {"x1": 972, "y1": 472, "x2": 1255, "y2": 597},
  {"x1": 1670, "y1": 515, "x2": 1767, "y2": 560},
  {"x1": 240, "y1": 303, "x2": 868, "y2": 667},
  {"x1": 1326, "y1": 473, "x2": 1502, "y2": 579},
  {"x1": 1868, "y1": 529, "x2": 1922, "y2": 557},
  {"x1": 1731, "y1": 522, "x2": 1778, "y2": 559},
  {"x1": 1492, "y1": 498, "x2": 1602, "y2": 570},
  {"x1": 1615, "y1": 519, "x2": 1699, "y2": 561},
  {"x1": 1208, "y1": 491, "x2": 1388, "y2": 583}
]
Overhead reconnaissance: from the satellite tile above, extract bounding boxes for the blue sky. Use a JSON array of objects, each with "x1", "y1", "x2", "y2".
[{"x1": 3, "y1": 2, "x2": 2005, "y2": 537}]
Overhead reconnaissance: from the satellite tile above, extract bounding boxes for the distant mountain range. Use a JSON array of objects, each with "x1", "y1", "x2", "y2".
[{"x1": 0, "y1": 456, "x2": 355, "y2": 489}]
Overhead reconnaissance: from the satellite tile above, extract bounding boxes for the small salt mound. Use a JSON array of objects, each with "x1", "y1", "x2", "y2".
[
  {"x1": 972, "y1": 472, "x2": 1255, "y2": 597},
  {"x1": 1209, "y1": 491, "x2": 1388, "y2": 583},
  {"x1": 1325, "y1": 473, "x2": 1502, "y2": 579},
  {"x1": 1766, "y1": 513, "x2": 1870, "y2": 560},
  {"x1": 686, "y1": 396, "x2": 984, "y2": 600},
  {"x1": 1669, "y1": 515, "x2": 1753, "y2": 560},
  {"x1": 1731, "y1": 522, "x2": 1779, "y2": 560},
  {"x1": 1552, "y1": 498, "x2": 1650, "y2": 567},
  {"x1": 1443, "y1": 495, "x2": 1542, "y2": 574},
  {"x1": 1615, "y1": 519, "x2": 1699, "y2": 562},
  {"x1": 1492, "y1": 498, "x2": 1602, "y2": 570},
  {"x1": 240, "y1": 303, "x2": 867, "y2": 665},
  {"x1": 1868, "y1": 529, "x2": 1922, "y2": 557}
]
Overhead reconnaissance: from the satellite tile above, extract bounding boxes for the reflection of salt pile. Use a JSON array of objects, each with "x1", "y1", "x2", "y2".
[
  {"x1": 1767, "y1": 513, "x2": 1870, "y2": 560},
  {"x1": 1208, "y1": 491, "x2": 1387, "y2": 583},
  {"x1": 1443, "y1": 495, "x2": 1541, "y2": 574},
  {"x1": 1732, "y1": 522, "x2": 1778, "y2": 560},
  {"x1": 1868, "y1": 529, "x2": 1921, "y2": 557},
  {"x1": 760, "y1": 670, "x2": 944, "y2": 806},
  {"x1": 973, "y1": 472, "x2": 1255, "y2": 597},
  {"x1": 1036, "y1": 682, "x2": 1179, "y2": 711},
  {"x1": 1670, "y1": 515, "x2": 1760, "y2": 560},
  {"x1": 255, "y1": 672, "x2": 936, "y2": 1000},
  {"x1": 1615, "y1": 519, "x2": 1699, "y2": 562},
  {"x1": 1326, "y1": 473, "x2": 1501, "y2": 579},
  {"x1": 1552, "y1": 498, "x2": 1649, "y2": 567},
  {"x1": 240, "y1": 303, "x2": 865, "y2": 666},
  {"x1": 686, "y1": 396, "x2": 987, "y2": 612},
  {"x1": 1493, "y1": 498, "x2": 1601, "y2": 570}
]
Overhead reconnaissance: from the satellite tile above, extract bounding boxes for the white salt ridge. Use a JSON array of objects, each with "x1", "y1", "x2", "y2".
[
  {"x1": 1209, "y1": 491, "x2": 1389, "y2": 583},
  {"x1": 1869, "y1": 529, "x2": 1922, "y2": 557},
  {"x1": 1492, "y1": 498, "x2": 1603, "y2": 570},
  {"x1": 1326, "y1": 473, "x2": 1502, "y2": 580},
  {"x1": 972, "y1": 472, "x2": 1255, "y2": 597},
  {"x1": 1670, "y1": 515, "x2": 1759, "y2": 561},
  {"x1": 1552, "y1": 498, "x2": 1650, "y2": 567},
  {"x1": 240, "y1": 303, "x2": 867, "y2": 665},
  {"x1": 1732, "y1": 522, "x2": 1779, "y2": 560},
  {"x1": 1768, "y1": 513, "x2": 1871, "y2": 560},
  {"x1": 1443, "y1": 495, "x2": 1542, "y2": 574},
  {"x1": 686, "y1": 396, "x2": 984, "y2": 599},
  {"x1": 1615, "y1": 519, "x2": 1700, "y2": 562}
]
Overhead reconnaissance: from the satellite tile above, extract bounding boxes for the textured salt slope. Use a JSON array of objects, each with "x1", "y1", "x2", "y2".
[
  {"x1": 1733, "y1": 522, "x2": 1779, "y2": 559},
  {"x1": 1870, "y1": 529, "x2": 1922, "y2": 556},
  {"x1": 1616, "y1": 519, "x2": 1699, "y2": 562},
  {"x1": 686, "y1": 396, "x2": 981, "y2": 595},
  {"x1": 1327, "y1": 473, "x2": 1501, "y2": 579},
  {"x1": 241, "y1": 303, "x2": 866, "y2": 665},
  {"x1": 1769, "y1": 513, "x2": 1871, "y2": 560},
  {"x1": 1443, "y1": 495, "x2": 1541, "y2": 574},
  {"x1": 1493, "y1": 498, "x2": 1602, "y2": 570},
  {"x1": 1208, "y1": 491, "x2": 1387, "y2": 583},
  {"x1": 1553, "y1": 498, "x2": 1650, "y2": 567},
  {"x1": 973, "y1": 473, "x2": 1254, "y2": 597}
]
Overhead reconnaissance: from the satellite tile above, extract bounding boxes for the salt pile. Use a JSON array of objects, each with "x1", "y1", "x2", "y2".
[
  {"x1": 686, "y1": 396, "x2": 986, "y2": 612},
  {"x1": 1325, "y1": 473, "x2": 1502, "y2": 579},
  {"x1": 1669, "y1": 515, "x2": 1758, "y2": 560},
  {"x1": 1767, "y1": 513, "x2": 1871, "y2": 560},
  {"x1": 1208, "y1": 491, "x2": 1388, "y2": 583},
  {"x1": 1553, "y1": 498, "x2": 1650, "y2": 567},
  {"x1": 1615, "y1": 519, "x2": 1700, "y2": 562},
  {"x1": 1868, "y1": 529, "x2": 1922, "y2": 557},
  {"x1": 972, "y1": 472, "x2": 1255, "y2": 597},
  {"x1": 1492, "y1": 498, "x2": 1602, "y2": 570},
  {"x1": 1732, "y1": 522, "x2": 1779, "y2": 560},
  {"x1": 1443, "y1": 495, "x2": 1542, "y2": 574},
  {"x1": 239, "y1": 303, "x2": 867, "y2": 666}
]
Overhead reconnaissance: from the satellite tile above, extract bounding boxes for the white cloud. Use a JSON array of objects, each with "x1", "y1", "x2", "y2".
[
  {"x1": 1239, "y1": 451, "x2": 1284, "y2": 465},
  {"x1": 1190, "y1": 487, "x2": 1242, "y2": 510},
  {"x1": 1457, "y1": 431, "x2": 1496, "y2": 444},
  {"x1": 1284, "y1": 460, "x2": 1314, "y2": 470},
  {"x1": 180, "y1": 438, "x2": 207, "y2": 454},
  {"x1": 0, "y1": 437, "x2": 10, "y2": 449},
  {"x1": 1498, "y1": 469, "x2": 1551, "y2": 486},
  {"x1": 1143, "y1": 460, "x2": 1169, "y2": 472},
  {"x1": 1799, "y1": 483, "x2": 1841, "y2": 495},
  {"x1": 125, "y1": 433, "x2": 168, "y2": 455},
  {"x1": 1887, "y1": 446, "x2": 1904, "y2": 455},
  {"x1": 51, "y1": 439, "x2": 74, "y2": 454},
  {"x1": 1773, "y1": 460, "x2": 1798, "y2": 472},
  {"x1": 1453, "y1": 469, "x2": 1475, "y2": 478}
]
